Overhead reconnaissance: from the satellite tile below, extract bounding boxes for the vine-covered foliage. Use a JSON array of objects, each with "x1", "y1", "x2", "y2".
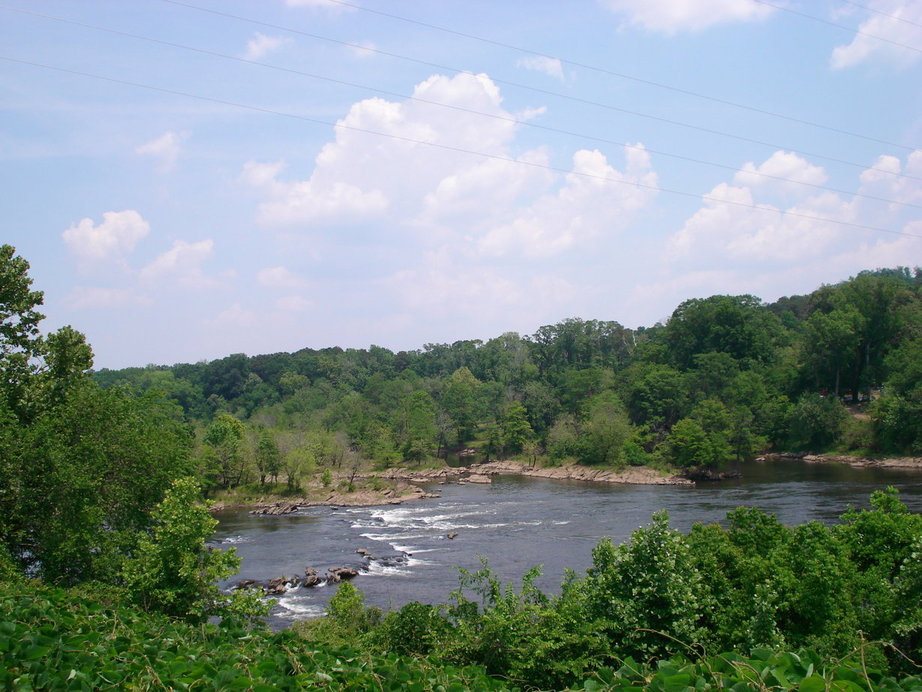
[{"x1": 0, "y1": 581, "x2": 503, "y2": 691}]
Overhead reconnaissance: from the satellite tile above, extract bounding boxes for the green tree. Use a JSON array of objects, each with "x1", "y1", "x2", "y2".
[
  {"x1": 0, "y1": 245, "x2": 46, "y2": 420},
  {"x1": 801, "y1": 306, "x2": 863, "y2": 397},
  {"x1": 7, "y1": 382, "x2": 193, "y2": 584},
  {"x1": 440, "y1": 367, "x2": 483, "y2": 445},
  {"x1": 622, "y1": 363, "x2": 688, "y2": 437},
  {"x1": 665, "y1": 294, "x2": 780, "y2": 370},
  {"x1": 667, "y1": 418, "x2": 714, "y2": 469},
  {"x1": 500, "y1": 401, "x2": 532, "y2": 454},
  {"x1": 203, "y1": 413, "x2": 246, "y2": 488},
  {"x1": 122, "y1": 477, "x2": 266, "y2": 624},
  {"x1": 579, "y1": 512, "x2": 704, "y2": 659},
  {"x1": 579, "y1": 392, "x2": 630, "y2": 466},
  {"x1": 786, "y1": 392, "x2": 847, "y2": 451},
  {"x1": 254, "y1": 428, "x2": 281, "y2": 485},
  {"x1": 398, "y1": 390, "x2": 437, "y2": 463}
]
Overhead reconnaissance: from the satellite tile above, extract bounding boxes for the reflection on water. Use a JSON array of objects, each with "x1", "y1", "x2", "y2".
[{"x1": 212, "y1": 459, "x2": 922, "y2": 628}]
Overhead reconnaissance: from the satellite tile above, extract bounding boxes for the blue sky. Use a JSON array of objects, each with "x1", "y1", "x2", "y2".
[{"x1": 2, "y1": 0, "x2": 921, "y2": 369}]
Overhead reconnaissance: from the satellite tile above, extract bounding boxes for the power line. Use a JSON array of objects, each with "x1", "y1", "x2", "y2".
[
  {"x1": 753, "y1": 0, "x2": 922, "y2": 54},
  {"x1": 3, "y1": 55, "x2": 919, "y2": 243},
  {"x1": 280, "y1": 0, "x2": 919, "y2": 152},
  {"x1": 156, "y1": 0, "x2": 922, "y2": 185},
  {"x1": 6, "y1": 4, "x2": 920, "y2": 210},
  {"x1": 836, "y1": 0, "x2": 922, "y2": 31}
]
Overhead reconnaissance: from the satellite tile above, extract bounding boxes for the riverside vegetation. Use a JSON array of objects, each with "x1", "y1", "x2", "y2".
[{"x1": 3, "y1": 243, "x2": 922, "y2": 689}]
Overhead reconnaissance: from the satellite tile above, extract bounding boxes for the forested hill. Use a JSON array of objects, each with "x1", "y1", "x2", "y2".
[{"x1": 93, "y1": 267, "x2": 922, "y2": 489}]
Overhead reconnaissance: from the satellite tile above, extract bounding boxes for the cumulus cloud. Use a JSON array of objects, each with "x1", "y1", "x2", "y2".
[
  {"x1": 257, "y1": 265, "x2": 308, "y2": 289},
  {"x1": 241, "y1": 72, "x2": 521, "y2": 226},
  {"x1": 140, "y1": 239, "x2": 216, "y2": 288},
  {"x1": 135, "y1": 131, "x2": 187, "y2": 172},
  {"x1": 598, "y1": 0, "x2": 774, "y2": 33},
  {"x1": 62, "y1": 210, "x2": 150, "y2": 265},
  {"x1": 477, "y1": 146, "x2": 658, "y2": 257},
  {"x1": 665, "y1": 149, "x2": 922, "y2": 269},
  {"x1": 242, "y1": 71, "x2": 659, "y2": 262},
  {"x1": 242, "y1": 33, "x2": 291, "y2": 60},
  {"x1": 831, "y1": 0, "x2": 922, "y2": 69},
  {"x1": 859, "y1": 150, "x2": 922, "y2": 206},
  {"x1": 733, "y1": 150, "x2": 828, "y2": 192},
  {"x1": 517, "y1": 56, "x2": 565, "y2": 80}
]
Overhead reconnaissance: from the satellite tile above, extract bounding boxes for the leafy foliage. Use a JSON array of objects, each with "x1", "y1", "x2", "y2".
[{"x1": 121, "y1": 477, "x2": 267, "y2": 624}]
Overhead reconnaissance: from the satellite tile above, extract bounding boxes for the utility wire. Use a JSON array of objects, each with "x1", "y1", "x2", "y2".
[
  {"x1": 2, "y1": 55, "x2": 919, "y2": 242},
  {"x1": 6, "y1": 4, "x2": 921, "y2": 209},
  {"x1": 270, "y1": 0, "x2": 918, "y2": 152},
  {"x1": 836, "y1": 0, "x2": 922, "y2": 31},
  {"x1": 156, "y1": 0, "x2": 921, "y2": 184},
  {"x1": 753, "y1": 0, "x2": 922, "y2": 54}
]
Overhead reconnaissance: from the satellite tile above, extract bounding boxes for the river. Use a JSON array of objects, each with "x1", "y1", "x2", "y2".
[{"x1": 212, "y1": 459, "x2": 922, "y2": 628}]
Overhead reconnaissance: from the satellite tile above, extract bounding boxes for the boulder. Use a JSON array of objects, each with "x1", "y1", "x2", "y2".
[
  {"x1": 329, "y1": 567, "x2": 359, "y2": 581},
  {"x1": 446, "y1": 532, "x2": 458, "y2": 539},
  {"x1": 265, "y1": 576, "x2": 297, "y2": 595},
  {"x1": 303, "y1": 574, "x2": 323, "y2": 588}
]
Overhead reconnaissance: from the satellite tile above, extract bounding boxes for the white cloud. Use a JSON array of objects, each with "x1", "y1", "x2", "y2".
[
  {"x1": 477, "y1": 146, "x2": 658, "y2": 257},
  {"x1": 598, "y1": 0, "x2": 774, "y2": 33},
  {"x1": 517, "y1": 56, "x2": 564, "y2": 80},
  {"x1": 139, "y1": 239, "x2": 216, "y2": 288},
  {"x1": 243, "y1": 33, "x2": 291, "y2": 60},
  {"x1": 831, "y1": 1, "x2": 922, "y2": 69},
  {"x1": 242, "y1": 72, "x2": 522, "y2": 226},
  {"x1": 62, "y1": 210, "x2": 150, "y2": 265},
  {"x1": 243, "y1": 71, "x2": 659, "y2": 261},
  {"x1": 257, "y1": 266, "x2": 308, "y2": 289},
  {"x1": 859, "y1": 149, "x2": 922, "y2": 206},
  {"x1": 665, "y1": 149, "x2": 922, "y2": 269},
  {"x1": 733, "y1": 150, "x2": 828, "y2": 193},
  {"x1": 135, "y1": 131, "x2": 187, "y2": 172}
]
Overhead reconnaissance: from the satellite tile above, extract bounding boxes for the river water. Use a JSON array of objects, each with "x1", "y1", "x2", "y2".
[{"x1": 211, "y1": 459, "x2": 922, "y2": 628}]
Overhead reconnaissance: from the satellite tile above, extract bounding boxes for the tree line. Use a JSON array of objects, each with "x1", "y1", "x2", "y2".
[{"x1": 92, "y1": 265, "x2": 922, "y2": 492}]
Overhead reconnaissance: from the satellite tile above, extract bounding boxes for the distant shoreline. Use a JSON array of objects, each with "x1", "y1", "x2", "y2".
[
  {"x1": 210, "y1": 459, "x2": 691, "y2": 513},
  {"x1": 763, "y1": 452, "x2": 922, "y2": 471}
]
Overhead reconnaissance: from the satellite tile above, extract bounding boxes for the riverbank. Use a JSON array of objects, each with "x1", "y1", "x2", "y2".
[
  {"x1": 371, "y1": 460, "x2": 691, "y2": 486},
  {"x1": 208, "y1": 477, "x2": 440, "y2": 513},
  {"x1": 210, "y1": 459, "x2": 691, "y2": 513},
  {"x1": 764, "y1": 452, "x2": 922, "y2": 470}
]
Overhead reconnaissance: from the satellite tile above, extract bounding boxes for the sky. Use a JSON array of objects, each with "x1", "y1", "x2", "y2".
[{"x1": 2, "y1": 0, "x2": 921, "y2": 369}]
